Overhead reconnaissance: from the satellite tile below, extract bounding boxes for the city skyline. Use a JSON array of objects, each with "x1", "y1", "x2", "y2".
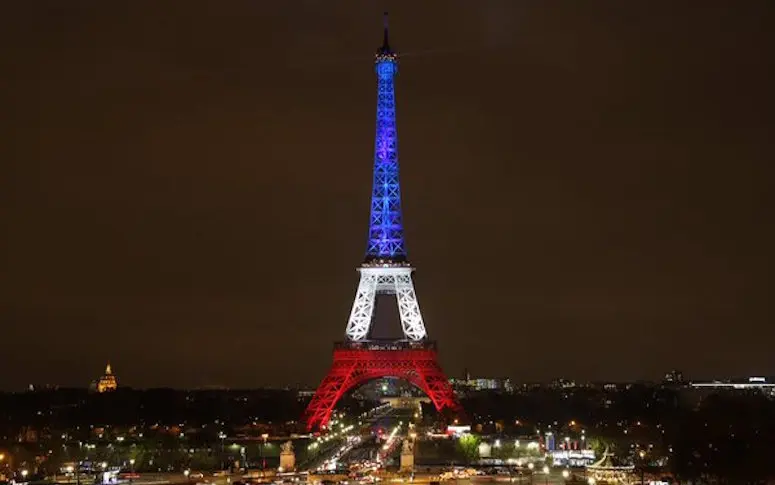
[
  {"x1": 19, "y1": 363, "x2": 775, "y2": 393},
  {"x1": 2, "y1": 2, "x2": 773, "y2": 390}
]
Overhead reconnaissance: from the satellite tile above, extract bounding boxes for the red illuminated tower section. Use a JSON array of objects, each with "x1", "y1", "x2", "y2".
[{"x1": 304, "y1": 14, "x2": 462, "y2": 431}]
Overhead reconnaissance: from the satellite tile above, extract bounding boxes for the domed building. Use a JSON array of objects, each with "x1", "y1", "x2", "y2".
[{"x1": 96, "y1": 363, "x2": 118, "y2": 393}]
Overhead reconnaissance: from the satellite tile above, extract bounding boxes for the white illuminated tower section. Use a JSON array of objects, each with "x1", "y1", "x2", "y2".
[{"x1": 344, "y1": 14, "x2": 427, "y2": 342}]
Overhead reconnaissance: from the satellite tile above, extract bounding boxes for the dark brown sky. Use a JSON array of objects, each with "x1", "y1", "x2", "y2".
[{"x1": 1, "y1": 1, "x2": 773, "y2": 390}]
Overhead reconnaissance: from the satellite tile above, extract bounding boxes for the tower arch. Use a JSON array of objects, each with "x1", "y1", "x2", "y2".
[{"x1": 304, "y1": 344, "x2": 461, "y2": 431}]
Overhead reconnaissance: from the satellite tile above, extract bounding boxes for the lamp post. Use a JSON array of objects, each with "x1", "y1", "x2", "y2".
[
  {"x1": 528, "y1": 462, "x2": 534, "y2": 485},
  {"x1": 542, "y1": 466, "x2": 549, "y2": 485},
  {"x1": 129, "y1": 459, "x2": 135, "y2": 484},
  {"x1": 261, "y1": 434, "x2": 269, "y2": 470},
  {"x1": 218, "y1": 433, "x2": 226, "y2": 471}
]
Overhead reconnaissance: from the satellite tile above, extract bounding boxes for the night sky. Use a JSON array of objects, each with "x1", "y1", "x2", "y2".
[{"x1": 2, "y1": 2, "x2": 773, "y2": 390}]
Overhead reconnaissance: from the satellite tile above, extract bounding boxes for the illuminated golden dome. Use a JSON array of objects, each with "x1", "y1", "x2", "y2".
[{"x1": 97, "y1": 362, "x2": 118, "y2": 393}]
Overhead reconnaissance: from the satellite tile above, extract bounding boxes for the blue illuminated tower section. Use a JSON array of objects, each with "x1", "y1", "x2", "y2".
[{"x1": 366, "y1": 14, "x2": 406, "y2": 264}]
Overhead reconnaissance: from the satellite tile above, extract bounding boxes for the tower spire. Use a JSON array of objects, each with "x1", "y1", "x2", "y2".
[{"x1": 382, "y1": 12, "x2": 390, "y2": 53}]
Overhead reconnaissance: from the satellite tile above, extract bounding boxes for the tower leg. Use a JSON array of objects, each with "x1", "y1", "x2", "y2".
[
  {"x1": 345, "y1": 271, "x2": 378, "y2": 341},
  {"x1": 393, "y1": 272, "x2": 427, "y2": 340},
  {"x1": 415, "y1": 359, "x2": 461, "y2": 413},
  {"x1": 304, "y1": 359, "x2": 357, "y2": 431}
]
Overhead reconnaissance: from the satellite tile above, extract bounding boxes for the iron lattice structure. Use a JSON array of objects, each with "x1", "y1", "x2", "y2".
[
  {"x1": 305, "y1": 344, "x2": 460, "y2": 431},
  {"x1": 366, "y1": 21, "x2": 405, "y2": 263},
  {"x1": 304, "y1": 15, "x2": 462, "y2": 431},
  {"x1": 344, "y1": 267, "x2": 426, "y2": 341}
]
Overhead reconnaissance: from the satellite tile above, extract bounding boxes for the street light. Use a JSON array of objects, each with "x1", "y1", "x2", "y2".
[
  {"x1": 261, "y1": 434, "x2": 269, "y2": 470},
  {"x1": 638, "y1": 450, "x2": 647, "y2": 485},
  {"x1": 562, "y1": 470, "x2": 570, "y2": 480},
  {"x1": 21, "y1": 470, "x2": 29, "y2": 479}
]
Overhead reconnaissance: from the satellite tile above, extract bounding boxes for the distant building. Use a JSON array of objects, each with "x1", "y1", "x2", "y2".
[
  {"x1": 26, "y1": 383, "x2": 59, "y2": 392},
  {"x1": 551, "y1": 379, "x2": 577, "y2": 389},
  {"x1": 663, "y1": 370, "x2": 684, "y2": 384},
  {"x1": 690, "y1": 376, "x2": 775, "y2": 394},
  {"x1": 94, "y1": 363, "x2": 118, "y2": 393},
  {"x1": 550, "y1": 449, "x2": 596, "y2": 467},
  {"x1": 450, "y1": 376, "x2": 513, "y2": 393}
]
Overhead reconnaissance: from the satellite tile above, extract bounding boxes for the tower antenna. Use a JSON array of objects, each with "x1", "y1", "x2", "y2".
[{"x1": 382, "y1": 12, "x2": 390, "y2": 51}]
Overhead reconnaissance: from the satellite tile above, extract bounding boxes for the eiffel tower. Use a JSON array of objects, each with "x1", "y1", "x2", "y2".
[{"x1": 303, "y1": 14, "x2": 462, "y2": 431}]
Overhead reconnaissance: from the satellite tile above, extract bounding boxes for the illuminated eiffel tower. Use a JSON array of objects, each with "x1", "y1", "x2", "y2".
[{"x1": 303, "y1": 14, "x2": 462, "y2": 431}]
